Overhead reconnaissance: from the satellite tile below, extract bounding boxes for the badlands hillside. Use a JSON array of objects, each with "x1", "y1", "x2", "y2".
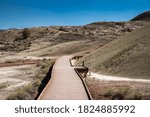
[
  {"x1": 78, "y1": 25, "x2": 150, "y2": 79},
  {"x1": 76, "y1": 11, "x2": 150, "y2": 80},
  {"x1": 0, "y1": 21, "x2": 145, "y2": 62}
]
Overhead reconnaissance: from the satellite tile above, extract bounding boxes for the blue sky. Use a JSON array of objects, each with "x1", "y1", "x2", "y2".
[{"x1": 0, "y1": 0, "x2": 150, "y2": 29}]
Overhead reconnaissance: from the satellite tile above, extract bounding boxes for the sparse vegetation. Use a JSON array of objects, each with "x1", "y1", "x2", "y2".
[
  {"x1": 34, "y1": 59, "x2": 54, "y2": 87},
  {"x1": 58, "y1": 27, "x2": 68, "y2": 32},
  {"x1": 0, "y1": 82, "x2": 9, "y2": 89},
  {"x1": 0, "y1": 21, "x2": 144, "y2": 53},
  {"x1": 7, "y1": 83, "x2": 34, "y2": 100},
  {"x1": 15, "y1": 28, "x2": 30, "y2": 41},
  {"x1": 104, "y1": 86, "x2": 142, "y2": 100},
  {"x1": 21, "y1": 28, "x2": 30, "y2": 39},
  {"x1": 5, "y1": 60, "x2": 14, "y2": 63},
  {"x1": 85, "y1": 78, "x2": 150, "y2": 100},
  {"x1": 6, "y1": 59, "x2": 54, "y2": 100}
]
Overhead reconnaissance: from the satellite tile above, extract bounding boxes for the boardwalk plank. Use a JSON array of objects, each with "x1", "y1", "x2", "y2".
[{"x1": 38, "y1": 56, "x2": 89, "y2": 100}]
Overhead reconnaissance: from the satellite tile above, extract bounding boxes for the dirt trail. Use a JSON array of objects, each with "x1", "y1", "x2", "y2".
[{"x1": 38, "y1": 56, "x2": 89, "y2": 100}]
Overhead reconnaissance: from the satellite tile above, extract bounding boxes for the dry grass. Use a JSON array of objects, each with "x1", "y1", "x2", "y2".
[
  {"x1": 7, "y1": 83, "x2": 34, "y2": 100},
  {"x1": 34, "y1": 59, "x2": 54, "y2": 86},
  {"x1": 0, "y1": 82, "x2": 9, "y2": 89},
  {"x1": 104, "y1": 86, "x2": 143, "y2": 100},
  {"x1": 85, "y1": 78, "x2": 150, "y2": 100},
  {"x1": 6, "y1": 59, "x2": 54, "y2": 100}
]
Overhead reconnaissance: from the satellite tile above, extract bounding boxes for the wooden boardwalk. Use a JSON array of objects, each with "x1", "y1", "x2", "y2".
[{"x1": 38, "y1": 56, "x2": 89, "y2": 100}]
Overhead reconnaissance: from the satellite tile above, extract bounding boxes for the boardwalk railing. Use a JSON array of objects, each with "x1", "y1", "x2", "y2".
[
  {"x1": 74, "y1": 68, "x2": 93, "y2": 100},
  {"x1": 38, "y1": 56, "x2": 92, "y2": 100},
  {"x1": 70, "y1": 57, "x2": 93, "y2": 100}
]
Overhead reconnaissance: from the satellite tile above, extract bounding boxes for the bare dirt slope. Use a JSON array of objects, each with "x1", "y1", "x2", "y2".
[
  {"x1": 131, "y1": 11, "x2": 150, "y2": 21},
  {"x1": 78, "y1": 25, "x2": 150, "y2": 79}
]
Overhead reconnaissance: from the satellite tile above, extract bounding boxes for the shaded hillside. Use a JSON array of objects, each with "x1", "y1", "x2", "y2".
[
  {"x1": 78, "y1": 25, "x2": 150, "y2": 79},
  {"x1": 131, "y1": 11, "x2": 150, "y2": 21}
]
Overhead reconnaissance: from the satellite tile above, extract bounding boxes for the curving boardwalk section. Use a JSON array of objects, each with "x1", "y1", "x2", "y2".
[{"x1": 38, "y1": 56, "x2": 89, "y2": 100}]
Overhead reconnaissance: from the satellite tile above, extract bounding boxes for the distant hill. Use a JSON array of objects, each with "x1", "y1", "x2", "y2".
[
  {"x1": 0, "y1": 29, "x2": 5, "y2": 32},
  {"x1": 78, "y1": 25, "x2": 150, "y2": 79},
  {"x1": 131, "y1": 11, "x2": 150, "y2": 21},
  {"x1": 0, "y1": 22, "x2": 143, "y2": 53}
]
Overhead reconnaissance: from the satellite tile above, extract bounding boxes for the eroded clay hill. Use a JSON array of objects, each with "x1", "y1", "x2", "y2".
[
  {"x1": 0, "y1": 21, "x2": 145, "y2": 57},
  {"x1": 78, "y1": 25, "x2": 150, "y2": 79}
]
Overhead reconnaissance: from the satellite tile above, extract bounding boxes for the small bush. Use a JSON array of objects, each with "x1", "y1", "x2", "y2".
[
  {"x1": 21, "y1": 28, "x2": 30, "y2": 39},
  {"x1": 126, "y1": 90, "x2": 143, "y2": 100},
  {"x1": 0, "y1": 82, "x2": 9, "y2": 89},
  {"x1": 5, "y1": 60, "x2": 14, "y2": 63},
  {"x1": 15, "y1": 28, "x2": 30, "y2": 41},
  {"x1": 104, "y1": 86, "x2": 143, "y2": 100},
  {"x1": 58, "y1": 27, "x2": 68, "y2": 32},
  {"x1": 7, "y1": 84, "x2": 34, "y2": 100}
]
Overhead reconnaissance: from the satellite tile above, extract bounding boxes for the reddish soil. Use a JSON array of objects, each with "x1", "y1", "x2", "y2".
[
  {"x1": 85, "y1": 78, "x2": 150, "y2": 100},
  {"x1": 0, "y1": 60, "x2": 41, "y2": 67}
]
